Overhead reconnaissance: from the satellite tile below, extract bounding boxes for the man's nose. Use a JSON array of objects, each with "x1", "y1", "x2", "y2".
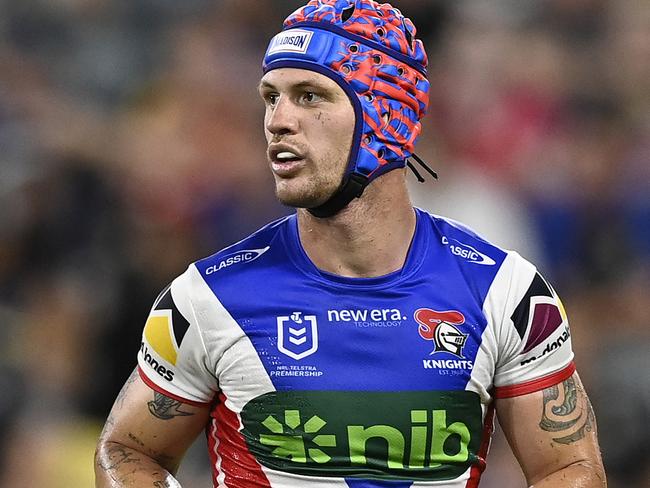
[{"x1": 266, "y1": 96, "x2": 299, "y2": 136}]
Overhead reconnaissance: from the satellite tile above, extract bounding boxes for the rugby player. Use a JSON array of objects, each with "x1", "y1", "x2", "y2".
[{"x1": 95, "y1": 1, "x2": 606, "y2": 486}]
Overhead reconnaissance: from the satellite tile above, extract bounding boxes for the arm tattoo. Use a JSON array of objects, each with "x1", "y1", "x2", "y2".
[
  {"x1": 540, "y1": 376, "x2": 596, "y2": 444},
  {"x1": 97, "y1": 443, "x2": 142, "y2": 471},
  {"x1": 147, "y1": 391, "x2": 194, "y2": 420},
  {"x1": 99, "y1": 368, "x2": 138, "y2": 442},
  {"x1": 115, "y1": 367, "x2": 140, "y2": 409},
  {"x1": 128, "y1": 432, "x2": 176, "y2": 468},
  {"x1": 97, "y1": 443, "x2": 177, "y2": 485},
  {"x1": 128, "y1": 431, "x2": 147, "y2": 449}
]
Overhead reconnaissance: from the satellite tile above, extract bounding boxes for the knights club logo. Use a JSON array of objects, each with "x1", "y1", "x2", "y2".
[
  {"x1": 414, "y1": 309, "x2": 469, "y2": 358},
  {"x1": 277, "y1": 312, "x2": 318, "y2": 360}
]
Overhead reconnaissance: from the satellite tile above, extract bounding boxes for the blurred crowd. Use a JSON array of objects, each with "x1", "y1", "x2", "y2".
[{"x1": 0, "y1": 0, "x2": 648, "y2": 486}]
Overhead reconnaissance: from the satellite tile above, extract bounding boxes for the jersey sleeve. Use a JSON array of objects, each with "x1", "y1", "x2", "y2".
[
  {"x1": 492, "y1": 252, "x2": 575, "y2": 399},
  {"x1": 137, "y1": 266, "x2": 219, "y2": 406}
]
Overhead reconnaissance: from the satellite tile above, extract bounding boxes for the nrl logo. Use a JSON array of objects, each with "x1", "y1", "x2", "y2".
[
  {"x1": 414, "y1": 308, "x2": 469, "y2": 358},
  {"x1": 277, "y1": 312, "x2": 318, "y2": 360}
]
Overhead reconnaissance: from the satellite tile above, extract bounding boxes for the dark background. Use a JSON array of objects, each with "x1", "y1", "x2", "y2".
[{"x1": 0, "y1": 0, "x2": 648, "y2": 486}]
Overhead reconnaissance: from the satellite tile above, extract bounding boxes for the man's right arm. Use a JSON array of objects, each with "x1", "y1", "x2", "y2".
[{"x1": 94, "y1": 368, "x2": 212, "y2": 487}]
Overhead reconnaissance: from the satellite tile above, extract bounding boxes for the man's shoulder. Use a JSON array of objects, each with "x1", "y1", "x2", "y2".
[
  {"x1": 161, "y1": 214, "x2": 295, "y2": 309},
  {"x1": 418, "y1": 209, "x2": 542, "y2": 318},
  {"x1": 193, "y1": 214, "x2": 294, "y2": 276},
  {"x1": 417, "y1": 208, "x2": 512, "y2": 268}
]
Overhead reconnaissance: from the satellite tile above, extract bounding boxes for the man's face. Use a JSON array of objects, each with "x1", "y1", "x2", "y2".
[{"x1": 259, "y1": 68, "x2": 355, "y2": 208}]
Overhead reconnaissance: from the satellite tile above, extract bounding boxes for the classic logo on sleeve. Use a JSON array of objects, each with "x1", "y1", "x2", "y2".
[
  {"x1": 441, "y1": 236, "x2": 496, "y2": 266},
  {"x1": 204, "y1": 247, "x2": 270, "y2": 275}
]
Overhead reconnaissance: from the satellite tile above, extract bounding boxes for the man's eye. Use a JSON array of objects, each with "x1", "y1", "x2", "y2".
[
  {"x1": 302, "y1": 92, "x2": 322, "y2": 103},
  {"x1": 265, "y1": 93, "x2": 278, "y2": 105}
]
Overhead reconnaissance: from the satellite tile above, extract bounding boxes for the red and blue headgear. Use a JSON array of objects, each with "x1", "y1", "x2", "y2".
[{"x1": 263, "y1": 0, "x2": 430, "y2": 217}]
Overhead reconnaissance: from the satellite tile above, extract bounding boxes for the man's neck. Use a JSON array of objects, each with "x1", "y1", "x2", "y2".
[{"x1": 296, "y1": 171, "x2": 416, "y2": 278}]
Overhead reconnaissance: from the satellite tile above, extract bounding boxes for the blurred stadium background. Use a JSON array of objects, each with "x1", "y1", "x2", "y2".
[{"x1": 0, "y1": 0, "x2": 648, "y2": 486}]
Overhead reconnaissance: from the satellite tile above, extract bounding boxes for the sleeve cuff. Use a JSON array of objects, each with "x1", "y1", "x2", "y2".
[
  {"x1": 138, "y1": 366, "x2": 213, "y2": 407},
  {"x1": 494, "y1": 361, "x2": 576, "y2": 399}
]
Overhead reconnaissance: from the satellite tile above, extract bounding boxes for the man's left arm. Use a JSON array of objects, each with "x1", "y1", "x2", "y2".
[{"x1": 496, "y1": 371, "x2": 606, "y2": 487}]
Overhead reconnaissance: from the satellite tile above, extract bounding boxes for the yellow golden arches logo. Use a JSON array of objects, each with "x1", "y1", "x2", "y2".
[{"x1": 144, "y1": 312, "x2": 178, "y2": 366}]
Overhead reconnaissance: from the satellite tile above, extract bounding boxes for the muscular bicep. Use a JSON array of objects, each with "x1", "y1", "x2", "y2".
[
  {"x1": 97, "y1": 367, "x2": 212, "y2": 475},
  {"x1": 496, "y1": 372, "x2": 605, "y2": 486}
]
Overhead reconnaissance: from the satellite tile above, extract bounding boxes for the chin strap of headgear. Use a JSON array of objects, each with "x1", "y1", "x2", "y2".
[{"x1": 307, "y1": 173, "x2": 367, "y2": 218}]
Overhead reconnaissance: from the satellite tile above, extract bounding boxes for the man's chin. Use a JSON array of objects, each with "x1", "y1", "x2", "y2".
[
  {"x1": 275, "y1": 186, "x2": 331, "y2": 209},
  {"x1": 276, "y1": 193, "x2": 324, "y2": 209}
]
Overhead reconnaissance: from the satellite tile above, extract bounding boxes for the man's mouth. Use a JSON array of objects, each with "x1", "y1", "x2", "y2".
[
  {"x1": 275, "y1": 151, "x2": 302, "y2": 162},
  {"x1": 269, "y1": 146, "x2": 306, "y2": 176}
]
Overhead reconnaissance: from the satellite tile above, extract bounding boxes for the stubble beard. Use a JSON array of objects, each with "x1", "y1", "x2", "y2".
[
  {"x1": 274, "y1": 171, "x2": 339, "y2": 208},
  {"x1": 273, "y1": 153, "x2": 347, "y2": 209}
]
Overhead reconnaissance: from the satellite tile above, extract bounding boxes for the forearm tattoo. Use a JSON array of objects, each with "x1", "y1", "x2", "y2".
[
  {"x1": 147, "y1": 391, "x2": 194, "y2": 420},
  {"x1": 96, "y1": 442, "x2": 176, "y2": 486},
  {"x1": 539, "y1": 377, "x2": 596, "y2": 444},
  {"x1": 153, "y1": 482, "x2": 174, "y2": 488},
  {"x1": 97, "y1": 443, "x2": 142, "y2": 472}
]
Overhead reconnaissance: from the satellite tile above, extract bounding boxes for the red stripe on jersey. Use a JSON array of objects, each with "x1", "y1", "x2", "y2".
[
  {"x1": 208, "y1": 393, "x2": 271, "y2": 488},
  {"x1": 137, "y1": 367, "x2": 212, "y2": 407},
  {"x1": 493, "y1": 361, "x2": 576, "y2": 399},
  {"x1": 206, "y1": 419, "x2": 221, "y2": 487},
  {"x1": 465, "y1": 402, "x2": 495, "y2": 488}
]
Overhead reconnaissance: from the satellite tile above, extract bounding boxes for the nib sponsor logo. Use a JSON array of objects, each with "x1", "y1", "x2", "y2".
[
  {"x1": 260, "y1": 410, "x2": 335, "y2": 464},
  {"x1": 241, "y1": 390, "x2": 483, "y2": 480},
  {"x1": 140, "y1": 342, "x2": 175, "y2": 382}
]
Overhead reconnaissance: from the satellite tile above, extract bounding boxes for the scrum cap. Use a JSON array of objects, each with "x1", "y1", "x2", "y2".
[{"x1": 263, "y1": 0, "x2": 430, "y2": 217}]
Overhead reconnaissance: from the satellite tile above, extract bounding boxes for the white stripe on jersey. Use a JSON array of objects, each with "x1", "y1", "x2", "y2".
[{"x1": 187, "y1": 263, "x2": 276, "y2": 410}]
